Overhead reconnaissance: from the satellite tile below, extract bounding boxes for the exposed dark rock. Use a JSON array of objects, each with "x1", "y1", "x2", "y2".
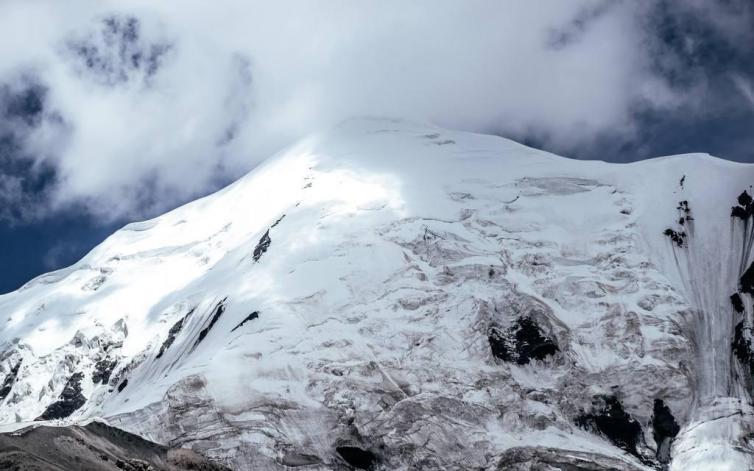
[
  {"x1": 488, "y1": 317, "x2": 559, "y2": 365},
  {"x1": 733, "y1": 322, "x2": 754, "y2": 378},
  {"x1": 576, "y1": 395, "x2": 643, "y2": 458},
  {"x1": 740, "y1": 191, "x2": 753, "y2": 208},
  {"x1": 732, "y1": 191, "x2": 754, "y2": 223},
  {"x1": 495, "y1": 446, "x2": 647, "y2": 470},
  {"x1": 271, "y1": 214, "x2": 286, "y2": 228},
  {"x1": 488, "y1": 326, "x2": 513, "y2": 362},
  {"x1": 652, "y1": 399, "x2": 680, "y2": 464},
  {"x1": 504, "y1": 195, "x2": 520, "y2": 204},
  {"x1": 196, "y1": 299, "x2": 227, "y2": 346},
  {"x1": 731, "y1": 293, "x2": 745, "y2": 314},
  {"x1": 108, "y1": 353, "x2": 146, "y2": 395},
  {"x1": 732, "y1": 205, "x2": 750, "y2": 220},
  {"x1": 663, "y1": 228, "x2": 686, "y2": 248},
  {"x1": 156, "y1": 308, "x2": 195, "y2": 359},
  {"x1": 741, "y1": 263, "x2": 754, "y2": 295},
  {"x1": 336, "y1": 446, "x2": 377, "y2": 470},
  {"x1": 663, "y1": 201, "x2": 695, "y2": 247},
  {"x1": 732, "y1": 191, "x2": 754, "y2": 220},
  {"x1": 101, "y1": 337, "x2": 124, "y2": 354},
  {"x1": 677, "y1": 200, "x2": 690, "y2": 214},
  {"x1": 0, "y1": 421, "x2": 229, "y2": 470},
  {"x1": 0, "y1": 360, "x2": 21, "y2": 403},
  {"x1": 253, "y1": 230, "x2": 271, "y2": 262},
  {"x1": 36, "y1": 372, "x2": 86, "y2": 421},
  {"x1": 231, "y1": 311, "x2": 259, "y2": 332},
  {"x1": 513, "y1": 317, "x2": 559, "y2": 364},
  {"x1": 281, "y1": 450, "x2": 322, "y2": 467},
  {"x1": 92, "y1": 358, "x2": 118, "y2": 384}
]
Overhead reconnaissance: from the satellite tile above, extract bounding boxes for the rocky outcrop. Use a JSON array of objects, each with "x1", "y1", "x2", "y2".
[
  {"x1": 195, "y1": 299, "x2": 227, "y2": 346},
  {"x1": 652, "y1": 399, "x2": 680, "y2": 465},
  {"x1": 0, "y1": 360, "x2": 21, "y2": 403},
  {"x1": 488, "y1": 316, "x2": 559, "y2": 364},
  {"x1": 335, "y1": 446, "x2": 377, "y2": 470},
  {"x1": 253, "y1": 230, "x2": 271, "y2": 262},
  {"x1": 230, "y1": 311, "x2": 259, "y2": 332},
  {"x1": 576, "y1": 395, "x2": 644, "y2": 460},
  {"x1": 93, "y1": 357, "x2": 118, "y2": 384},
  {"x1": 36, "y1": 372, "x2": 87, "y2": 421},
  {"x1": 495, "y1": 447, "x2": 646, "y2": 470},
  {"x1": 0, "y1": 421, "x2": 229, "y2": 470}
]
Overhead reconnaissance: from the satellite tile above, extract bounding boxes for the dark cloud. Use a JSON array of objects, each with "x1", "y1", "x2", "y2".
[
  {"x1": 65, "y1": 15, "x2": 172, "y2": 87},
  {"x1": 0, "y1": 77, "x2": 64, "y2": 223}
]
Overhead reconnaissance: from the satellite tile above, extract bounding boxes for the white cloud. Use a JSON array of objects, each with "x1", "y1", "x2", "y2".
[{"x1": 0, "y1": 0, "x2": 684, "y2": 221}]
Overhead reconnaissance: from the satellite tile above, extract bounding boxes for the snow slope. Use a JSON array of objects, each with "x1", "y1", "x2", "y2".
[{"x1": 0, "y1": 118, "x2": 753, "y2": 470}]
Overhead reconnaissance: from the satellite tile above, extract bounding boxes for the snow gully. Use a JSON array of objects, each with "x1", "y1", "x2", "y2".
[{"x1": 664, "y1": 188, "x2": 754, "y2": 469}]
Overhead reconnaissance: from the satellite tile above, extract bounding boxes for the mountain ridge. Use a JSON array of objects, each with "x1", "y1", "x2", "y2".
[{"x1": 0, "y1": 118, "x2": 753, "y2": 469}]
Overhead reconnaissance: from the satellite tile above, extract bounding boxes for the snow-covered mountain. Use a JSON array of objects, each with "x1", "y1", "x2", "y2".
[{"x1": 1, "y1": 118, "x2": 753, "y2": 470}]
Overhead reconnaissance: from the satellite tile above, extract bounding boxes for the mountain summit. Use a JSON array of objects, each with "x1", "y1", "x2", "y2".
[{"x1": 0, "y1": 119, "x2": 753, "y2": 470}]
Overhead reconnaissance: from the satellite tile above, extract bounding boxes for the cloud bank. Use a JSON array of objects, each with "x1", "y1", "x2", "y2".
[{"x1": 0, "y1": 0, "x2": 750, "y2": 223}]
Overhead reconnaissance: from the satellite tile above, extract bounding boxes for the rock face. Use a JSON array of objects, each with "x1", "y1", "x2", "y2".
[
  {"x1": 0, "y1": 360, "x2": 21, "y2": 403},
  {"x1": 0, "y1": 119, "x2": 753, "y2": 470},
  {"x1": 576, "y1": 395, "x2": 645, "y2": 461},
  {"x1": 652, "y1": 399, "x2": 680, "y2": 465},
  {"x1": 36, "y1": 372, "x2": 87, "y2": 421},
  {"x1": 0, "y1": 420, "x2": 228, "y2": 470},
  {"x1": 488, "y1": 316, "x2": 559, "y2": 365}
]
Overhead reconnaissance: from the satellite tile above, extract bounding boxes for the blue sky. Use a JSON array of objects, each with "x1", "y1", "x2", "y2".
[{"x1": 1, "y1": 0, "x2": 754, "y2": 293}]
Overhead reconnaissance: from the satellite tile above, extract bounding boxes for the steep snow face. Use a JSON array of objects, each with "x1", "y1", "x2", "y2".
[{"x1": 0, "y1": 119, "x2": 753, "y2": 470}]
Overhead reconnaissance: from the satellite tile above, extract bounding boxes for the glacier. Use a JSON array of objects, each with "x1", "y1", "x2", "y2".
[{"x1": 0, "y1": 118, "x2": 753, "y2": 470}]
